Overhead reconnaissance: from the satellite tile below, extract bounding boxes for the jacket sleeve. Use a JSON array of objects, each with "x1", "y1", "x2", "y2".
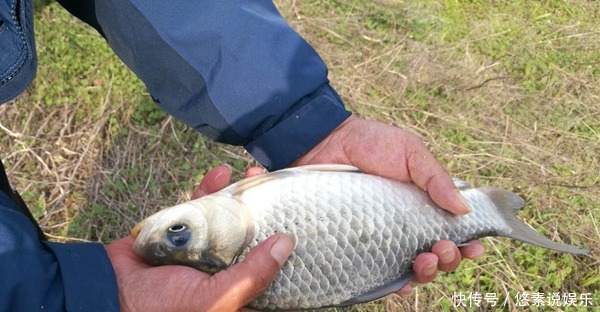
[
  {"x1": 58, "y1": 0, "x2": 351, "y2": 171},
  {"x1": 0, "y1": 191, "x2": 119, "y2": 312}
]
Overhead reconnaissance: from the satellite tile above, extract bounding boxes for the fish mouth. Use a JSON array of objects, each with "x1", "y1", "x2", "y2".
[{"x1": 131, "y1": 220, "x2": 146, "y2": 239}]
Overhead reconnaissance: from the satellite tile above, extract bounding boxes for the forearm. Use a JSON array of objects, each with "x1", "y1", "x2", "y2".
[
  {"x1": 60, "y1": 0, "x2": 351, "y2": 170},
  {"x1": 0, "y1": 191, "x2": 119, "y2": 311}
]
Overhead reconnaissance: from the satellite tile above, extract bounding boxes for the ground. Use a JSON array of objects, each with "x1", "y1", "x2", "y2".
[{"x1": 1, "y1": 0, "x2": 598, "y2": 310}]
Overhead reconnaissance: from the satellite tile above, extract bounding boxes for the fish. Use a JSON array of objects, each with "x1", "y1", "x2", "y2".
[{"x1": 130, "y1": 164, "x2": 588, "y2": 311}]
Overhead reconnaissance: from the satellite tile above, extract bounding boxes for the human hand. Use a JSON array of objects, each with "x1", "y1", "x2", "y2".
[
  {"x1": 105, "y1": 166, "x2": 293, "y2": 312},
  {"x1": 292, "y1": 115, "x2": 485, "y2": 294}
]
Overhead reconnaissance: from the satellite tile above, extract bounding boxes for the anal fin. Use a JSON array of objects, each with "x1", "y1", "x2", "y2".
[{"x1": 328, "y1": 273, "x2": 414, "y2": 308}]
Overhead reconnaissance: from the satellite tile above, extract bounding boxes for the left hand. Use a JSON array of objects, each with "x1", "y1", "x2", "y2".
[
  {"x1": 292, "y1": 115, "x2": 485, "y2": 294},
  {"x1": 105, "y1": 166, "x2": 293, "y2": 312}
]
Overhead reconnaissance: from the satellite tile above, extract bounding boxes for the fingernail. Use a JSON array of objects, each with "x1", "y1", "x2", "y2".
[
  {"x1": 270, "y1": 234, "x2": 295, "y2": 266},
  {"x1": 455, "y1": 189, "x2": 472, "y2": 214},
  {"x1": 423, "y1": 263, "x2": 437, "y2": 276},
  {"x1": 218, "y1": 164, "x2": 232, "y2": 178},
  {"x1": 214, "y1": 171, "x2": 227, "y2": 181},
  {"x1": 470, "y1": 244, "x2": 485, "y2": 258},
  {"x1": 439, "y1": 248, "x2": 455, "y2": 264}
]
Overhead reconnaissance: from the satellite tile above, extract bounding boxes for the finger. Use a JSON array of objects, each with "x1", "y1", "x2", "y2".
[
  {"x1": 244, "y1": 167, "x2": 265, "y2": 178},
  {"x1": 397, "y1": 284, "x2": 413, "y2": 296},
  {"x1": 198, "y1": 234, "x2": 294, "y2": 312},
  {"x1": 405, "y1": 141, "x2": 470, "y2": 215},
  {"x1": 412, "y1": 252, "x2": 438, "y2": 284},
  {"x1": 192, "y1": 165, "x2": 232, "y2": 199},
  {"x1": 459, "y1": 240, "x2": 485, "y2": 259},
  {"x1": 431, "y1": 240, "x2": 462, "y2": 272}
]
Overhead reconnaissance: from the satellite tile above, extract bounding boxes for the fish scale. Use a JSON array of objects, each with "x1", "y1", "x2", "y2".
[
  {"x1": 131, "y1": 165, "x2": 588, "y2": 311},
  {"x1": 236, "y1": 171, "x2": 506, "y2": 310}
]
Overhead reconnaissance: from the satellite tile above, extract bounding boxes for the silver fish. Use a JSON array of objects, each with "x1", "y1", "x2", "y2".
[{"x1": 131, "y1": 164, "x2": 588, "y2": 310}]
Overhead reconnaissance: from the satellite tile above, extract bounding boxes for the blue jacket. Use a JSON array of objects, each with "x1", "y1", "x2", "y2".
[{"x1": 0, "y1": 0, "x2": 351, "y2": 310}]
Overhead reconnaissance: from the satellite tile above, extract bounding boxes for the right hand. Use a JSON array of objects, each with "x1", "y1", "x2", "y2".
[{"x1": 292, "y1": 116, "x2": 484, "y2": 294}]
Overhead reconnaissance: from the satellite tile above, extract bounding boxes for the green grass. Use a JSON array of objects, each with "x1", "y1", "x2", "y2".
[{"x1": 0, "y1": 0, "x2": 597, "y2": 310}]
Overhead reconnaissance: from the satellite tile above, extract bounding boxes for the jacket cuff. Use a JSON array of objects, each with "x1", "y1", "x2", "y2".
[
  {"x1": 244, "y1": 84, "x2": 351, "y2": 171},
  {"x1": 44, "y1": 241, "x2": 120, "y2": 311}
]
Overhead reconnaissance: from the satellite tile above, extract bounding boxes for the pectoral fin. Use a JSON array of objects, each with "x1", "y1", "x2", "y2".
[
  {"x1": 195, "y1": 249, "x2": 231, "y2": 274},
  {"x1": 452, "y1": 178, "x2": 472, "y2": 190}
]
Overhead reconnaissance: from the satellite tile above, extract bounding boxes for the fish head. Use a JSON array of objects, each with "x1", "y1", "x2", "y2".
[
  {"x1": 131, "y1": 202, "x2": 211, "y2": 269},
  {"x1": 131, "y1": 196, "x2": 254, "y2": 274}
]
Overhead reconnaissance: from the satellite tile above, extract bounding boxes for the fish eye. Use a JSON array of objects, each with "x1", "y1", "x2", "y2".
[
  {"x1": 168, "y1": 232, "x2": 191, "y2": 247},
  {"x1": 168, "y1": 224, "x2": 186, "y2": 233},
  {"x1": 166, "y1": 224, "x2": 190, "y2": 247}
]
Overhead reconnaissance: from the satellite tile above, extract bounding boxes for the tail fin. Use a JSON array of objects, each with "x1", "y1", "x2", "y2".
[{"x1": 480, "y1": 187, "x2": 589, "y2": 255}]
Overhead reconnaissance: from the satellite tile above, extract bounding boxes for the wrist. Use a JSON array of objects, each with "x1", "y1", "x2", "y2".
[
  {"x1": 244, "y1": 84, "x2": 351, "y2": 171},
  {"x1": 291, "y1": 115, "x2": 361, "y2": 166}
]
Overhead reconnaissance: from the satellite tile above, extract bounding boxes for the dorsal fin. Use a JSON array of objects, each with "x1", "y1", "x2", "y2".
[
  {"x1": 222, "y1": 164, "x2": 361, "y2": 196},
  {"x1": 289, "y1": 164, "x2": 361, "y2": 173}
]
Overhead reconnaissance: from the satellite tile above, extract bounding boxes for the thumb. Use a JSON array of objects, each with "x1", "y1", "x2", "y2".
[
  {"x1": 199, "y1": 234, "x2": 295, "y2": 312},
  {"x1": 192, "y1": 165, "x2": 232, "y2": 199}
]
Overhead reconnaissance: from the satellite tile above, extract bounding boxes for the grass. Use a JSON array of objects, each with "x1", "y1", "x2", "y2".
[{"x1": 1, "y1": 0, "x2": 598, "y2": 310}]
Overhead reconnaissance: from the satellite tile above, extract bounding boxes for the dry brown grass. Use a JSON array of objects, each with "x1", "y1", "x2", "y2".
[{"x1": 0, "y1": 0, "x2": 597, "y2": 310}]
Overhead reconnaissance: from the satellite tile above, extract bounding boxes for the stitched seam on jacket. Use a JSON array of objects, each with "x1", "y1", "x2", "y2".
[{"x1": 0, "y1": 0, "x2": 29, "y2": 84}]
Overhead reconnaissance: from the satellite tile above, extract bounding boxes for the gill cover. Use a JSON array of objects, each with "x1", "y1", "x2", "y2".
[{"x1": 132, "y1": 195, "x2": 255, "y2": 274}]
